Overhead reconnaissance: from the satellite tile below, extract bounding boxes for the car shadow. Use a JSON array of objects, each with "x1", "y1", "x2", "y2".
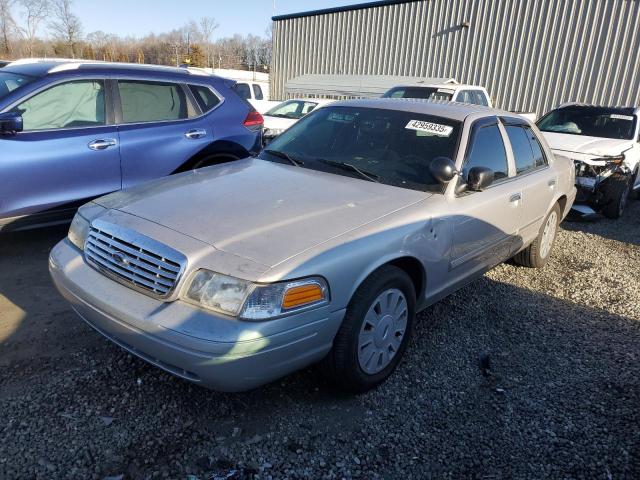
[{"x1": 561, "y1": 198, "x2": 640, "y2": 246}]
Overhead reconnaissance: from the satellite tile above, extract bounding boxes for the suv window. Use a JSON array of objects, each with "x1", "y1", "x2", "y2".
[
  {"x1": 463, "y1": 124, "x2": 509, "y2": 181},
  {"x1": 0, "y1": 71, "x2": 35, "y2": 101},
  {"x1": 458, "y1": 90, "x2": 475, "y2": 104},
  {"x1": 234, "y1": 82, "x2": 251, "y2": 100},
  {"x1": 118, "y1": 80, "x2": 189, "y2": 123},
  {"x1": 252, "y1": 84, "x2": 264, "y2": 100},
  {"x1": 383, "y1": 86, "x2": 453, "y2": 101},
  {"x1": 188, "y1": 84, "x2": 220, "y2": 112},
  {"x1": 505, "y1": 125, "x2": 536, "y2": 174},
  {"x1": 12, "y1": 80, "x2": 105, "y2": 131}
]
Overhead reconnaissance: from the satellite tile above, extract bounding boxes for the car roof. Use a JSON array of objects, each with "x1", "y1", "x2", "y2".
[
  {"x1": 390, "y1": 83, "x2": 485, "y2": 90},
  {"x1": 2, "y1": 58, "x2": 214, "y2": 79},
  {"x1": 327, "y1": 98, "x2": 510, "y2": 122}
]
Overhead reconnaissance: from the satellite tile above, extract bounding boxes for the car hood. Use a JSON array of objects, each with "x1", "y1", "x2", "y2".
[
  {"x1": 94, "y1": 158, "x2": 428, "y2": 268},
  {"x1": 542, "y1": 132, "x2": 634, "y2": 157}
]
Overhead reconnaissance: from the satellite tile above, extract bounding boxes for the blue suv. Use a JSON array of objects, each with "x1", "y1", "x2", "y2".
[{"x1": 0, "y1": 60, "x2": 263, "y2": 232}]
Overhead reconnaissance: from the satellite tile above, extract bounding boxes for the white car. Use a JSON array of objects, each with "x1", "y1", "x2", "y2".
[
  {"x1": 538, "y1": 104, "x2": 640, "y2": 218},
  {"x1": 263, "y1": 98, "x2": 333, "y2": 141},
  {"x1": 383, "y1": 82, "x2": 493, "y2": 107}
]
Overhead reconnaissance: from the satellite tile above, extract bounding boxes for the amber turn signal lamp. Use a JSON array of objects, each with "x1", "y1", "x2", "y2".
[{"x1": 282, "y1": 284, "x2": 325, "y2": 309}]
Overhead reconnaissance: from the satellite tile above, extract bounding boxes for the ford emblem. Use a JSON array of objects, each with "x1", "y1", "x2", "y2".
[{"x1": 111, "y1": 252, "x2": 129, "y2": 266}]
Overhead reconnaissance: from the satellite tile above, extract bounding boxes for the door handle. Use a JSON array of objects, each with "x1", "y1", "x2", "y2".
[
  {"x1": 185, "y1": 129, "x2": 207, "y2": 140},
  {"x1": 88, "y1": 139, "x2": 117, "y2": 151},
  {"x1": 509, "y1": 192, "x2": 522, "y2": 203}
]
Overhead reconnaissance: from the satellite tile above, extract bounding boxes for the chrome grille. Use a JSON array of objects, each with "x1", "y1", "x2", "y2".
[{"x1": 85, "y1": 226, "x2": 185, "y2": 298}]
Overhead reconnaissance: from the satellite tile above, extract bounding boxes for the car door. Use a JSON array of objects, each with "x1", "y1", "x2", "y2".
[
  {"x1": 501, "y1": 117, "x2": 556, "y2": 246},
  {"x1": 449, "y1": 117, "x2": 523, "y2": 280},
  {"x1": 115, "y1": 78, "x2": 213, "y2": 188},
  {"x1": 0, "y1": 78, "x2": 120, "y2": 225}
]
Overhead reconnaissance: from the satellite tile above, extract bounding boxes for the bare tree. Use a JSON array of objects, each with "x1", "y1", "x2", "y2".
[
  {"x1": 199, "y1": 16, "x2": 218, "y2": 68},
  {"x1": 17, "y1": 0, "x2": 49, "y2": 57},
  {"x1": 49, "y1": 0, "x2": 82, "y2": 57},
  {"x1": 0, "y1": 0, "x2": 15, "y2": 55}
]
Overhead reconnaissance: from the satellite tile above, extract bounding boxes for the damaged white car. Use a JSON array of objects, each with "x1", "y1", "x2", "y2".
[{"x1": 538, "y1": 104, "x2": 640, "y2": 218}]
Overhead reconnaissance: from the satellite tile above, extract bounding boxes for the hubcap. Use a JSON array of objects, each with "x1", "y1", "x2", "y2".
[
  {"x1": 540, "y1": 211, "x2": 558, "y2": 259},
  {"x1": 357, "y1": 288, "x2": 408, "y2": 375}
]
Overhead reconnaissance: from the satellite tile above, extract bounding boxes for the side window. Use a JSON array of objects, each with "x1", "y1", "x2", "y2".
[
  {"x1": 463, "y1": 124, "x2": 509, "y2": 181},
  {"x1": 457, "y1": 90, "x2": 475, "y2": 104},
  {"x1": 505, "y1": 125, "x2": 536, "y2": 174},
  {"x1": 252, "y1": 84, "x2": 264, "y2": 100},
  {"x1": 525, "y1": 127, "x2": 548, "y2": 167},
  {"x1": 118, "y1": 81, "x2": 189, "y2": 123},
  {"x1": 188, "y1": 84, "x2": 221, "y2": 112},
  {"x1": 12, "y1": 80, "x2": 105, "y2": 131},
  {"x1": 234, "y1": 82, "x2": 251, "y2": 100},
  {"x1": 474, "y1": 91, "x2": 489, "y2": 106}
]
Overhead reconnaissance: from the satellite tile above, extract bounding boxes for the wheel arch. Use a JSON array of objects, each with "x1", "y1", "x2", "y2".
[
  {"x1": 172, "y1": 140, "x2": 252, "y2": 174},
  {"x1": 348, "y1": 255, "x2": 427, "y2": 308},
  {"x1": 556, "y1": 194, "x2": 568, "y2": 217}
]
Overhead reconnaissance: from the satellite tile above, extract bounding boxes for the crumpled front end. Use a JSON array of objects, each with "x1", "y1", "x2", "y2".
[{"x1": 572, "y1": 154, "x2": 629, "y2": 205}]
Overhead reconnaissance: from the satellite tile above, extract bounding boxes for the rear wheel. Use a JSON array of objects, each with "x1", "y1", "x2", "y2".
[
  {"x1": 321, "y1": 265, "x2": 416, "y2": 393},
  {"x1": 601, "y1": 174, "x2": 631, "y2": 219},
  {"x1": 514, "y1": 203, "x2": 561, "y2": 268}
]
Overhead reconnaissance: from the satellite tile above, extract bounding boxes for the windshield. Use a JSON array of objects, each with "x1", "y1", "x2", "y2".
[
  {"x1": 265, "y1": 100, "x2": 320, "y2": 119},
  {"x1": 383, "y1": 86, "x2": 453, "y2": 101},
  {"x1": 537, "y1": 107, "x2": 637, "y2": 140},
  {"x1": 259, "y1": 106, "x2": 461, "y2": 193},
  {"x1": 0, "y1": 71, "x2": 35, "y2": 101}
]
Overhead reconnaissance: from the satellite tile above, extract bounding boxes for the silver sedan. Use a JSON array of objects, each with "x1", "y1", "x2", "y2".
[{"x1": 50, "y1": 99, "x2": 576, "y2": 392}]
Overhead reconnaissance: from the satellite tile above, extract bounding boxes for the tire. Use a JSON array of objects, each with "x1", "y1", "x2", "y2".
[
  {"x1": 321, "y1": 265, "x2": 416, "y2": 393},
  {"x1": 601, "y1": 174, "x2": 631, "y2": 219},
  {"x1": 513, "y1": 203, "x2": 561, "y2": 268}
]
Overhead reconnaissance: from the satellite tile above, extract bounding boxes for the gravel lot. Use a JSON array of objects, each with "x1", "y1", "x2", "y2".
[{"x1": 1, "y1": 201, "x2": 639, "y2": 479}]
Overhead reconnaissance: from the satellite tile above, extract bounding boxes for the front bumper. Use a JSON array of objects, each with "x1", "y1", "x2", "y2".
[{"x1": 49, "y1": 239, "x2": 345, "y2": 392}]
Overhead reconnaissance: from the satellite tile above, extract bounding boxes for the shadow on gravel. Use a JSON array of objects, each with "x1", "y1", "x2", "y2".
[
  {"x1": 1, "y1": 224, "x2": 639, "y2": 478},
  {"x1": 561, "y1": 199, "x2": 640, "y2": 246}
]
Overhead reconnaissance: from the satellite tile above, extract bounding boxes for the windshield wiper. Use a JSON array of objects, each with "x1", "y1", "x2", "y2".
[
  {"x1": 316, "y1": 159, "x2": 380, "y2": 183},
  {"x1": 264, "y1": 149, "x2": 304, "y2": 167}
]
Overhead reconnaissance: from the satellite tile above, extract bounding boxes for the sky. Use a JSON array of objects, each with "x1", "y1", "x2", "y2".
[{"x1": 64, "y1": 0, "x2": 374, "y2": 39}]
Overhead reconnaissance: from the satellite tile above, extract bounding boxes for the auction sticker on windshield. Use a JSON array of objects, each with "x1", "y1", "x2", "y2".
[{"x1": 405, "y1": 120, "x2": 453, "y2": 137}]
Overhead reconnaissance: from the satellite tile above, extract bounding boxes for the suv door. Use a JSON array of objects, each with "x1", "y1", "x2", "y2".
[
  {"x1": 449, "y1": 117, "x2": 522, "y2": 279},
  {"x1": 115, "y1": 79, "x2": 213, "y2": 188},
  {"x1": 501, "y1": 117, "x2": 556, "y2": 246},
  {"x1": 0, "y1": 79, "x2": 120, "y2": 227}
]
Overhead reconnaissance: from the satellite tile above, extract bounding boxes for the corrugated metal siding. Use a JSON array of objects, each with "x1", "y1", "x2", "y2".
[{"x1": 272, "y1": 0, "x2": 640, "y2": 115}]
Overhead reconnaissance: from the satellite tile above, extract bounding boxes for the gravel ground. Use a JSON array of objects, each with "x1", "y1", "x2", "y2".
[{"x1": 1, "y1": 201, "x2": 639, "y2": 479}]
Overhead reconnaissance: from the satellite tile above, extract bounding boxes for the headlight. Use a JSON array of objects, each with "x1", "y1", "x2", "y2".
[
  {"x1": 241, "y1": 277, "x2": 329, "y2": 320},
  {"x1": 68, "y1": 213, "x2": 90, "y2": 250},
  {"x1": 597, "y1": 154, "x2": 625, "y2": 165},
  {"x1": 183, "y1": 270, "x2": 329, "y2": 320}
]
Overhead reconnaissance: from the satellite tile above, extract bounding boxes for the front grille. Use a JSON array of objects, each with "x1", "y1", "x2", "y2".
[{"x1": 85, "y1": 226, "x2": 185, "y2": 298}]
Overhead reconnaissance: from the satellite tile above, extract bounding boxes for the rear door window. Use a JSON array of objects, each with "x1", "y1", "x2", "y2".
[
  {"x1": 12, "y1": 80, "x2": 106, "y2": 131},
  {"x1": 188, "y1": 84, "x2": 221, "y2": 112},
  {"x1": 252, "y1": 84, "x2": 264, "y2": 100},
  {"x1": 505, "y1": 125, "x2": 536, "y2": 174},
  {"x1": 234, "y1": 82, "x2": 251, "y2": 100},
  {"x1": 473, "y1": 91, "x2": 489, "y2": 106},
  {"x1": 118, "y1": 80, "x2": 189, "y2": 124},
  {"x1": 525, "y1": 127, "x2": 548, "y2": 167},
  {"x1": 463, "y1": 124, "x2": 509, "y2": 181}
]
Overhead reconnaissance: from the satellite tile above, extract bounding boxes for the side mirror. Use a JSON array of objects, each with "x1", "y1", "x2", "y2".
[
  {"x1": 429, "y1": 156, "x2": 459, "y2": 183},
  {"x1": 467, "y1": 166, "x2": 494, "y2": 191},
  {"x1": 0, "y1": 112, "x2": 23, "y2": 134}
]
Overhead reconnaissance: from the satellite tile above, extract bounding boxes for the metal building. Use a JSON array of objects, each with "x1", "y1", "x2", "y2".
[{"x1": 271, "y1": 0, "x2": 640, "y2": 115}]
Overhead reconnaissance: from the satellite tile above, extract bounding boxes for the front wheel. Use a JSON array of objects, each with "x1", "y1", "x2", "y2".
[
  {"x1": 601, "y1": 174, "x2": 631, "y2": 219},
  {"x1": 321, "y1": 265, "x2": 416, "y2": 393},
  {"x1": 513, "y1": 203, "x2": 561, "y2": 268}
]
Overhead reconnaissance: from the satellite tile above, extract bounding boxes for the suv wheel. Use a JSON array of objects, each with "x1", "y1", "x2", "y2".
[
  {"x1": 601, "y1": 174, "x2": 631, "y2": 219},
  {"x1": 321, "y1": 265, "x2": 416, "y2": 393},
  {"x1": 514, "y1": 203, "x2": 561, "y2": 268}
]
